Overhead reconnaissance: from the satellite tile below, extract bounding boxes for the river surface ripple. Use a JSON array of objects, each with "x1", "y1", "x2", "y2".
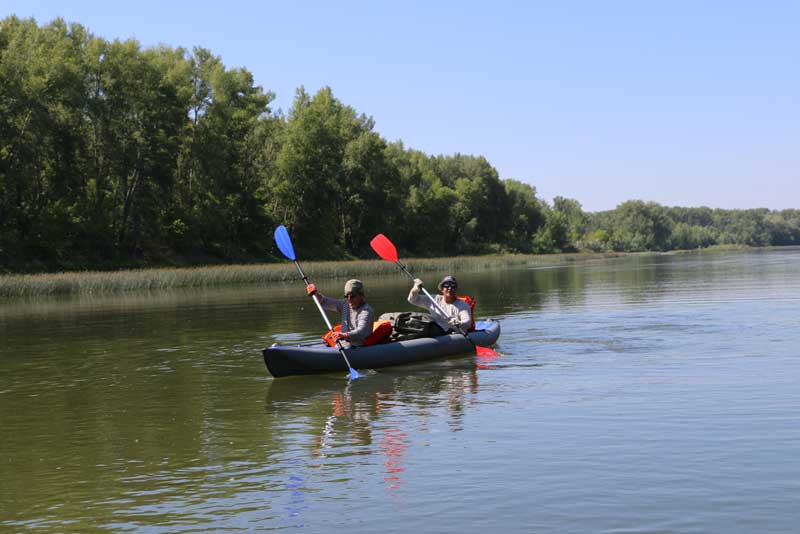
[{"x1": 2, "y1": 248, "x2": 799, "y2": 533}]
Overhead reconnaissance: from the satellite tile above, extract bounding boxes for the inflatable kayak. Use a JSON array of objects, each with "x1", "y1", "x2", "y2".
[{"x1": 263, "y1": 319, "x2": 500, "y2": 378}]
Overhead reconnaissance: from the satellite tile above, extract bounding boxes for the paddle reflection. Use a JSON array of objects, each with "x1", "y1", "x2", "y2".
[
  {"x1": 264, "y1": 365, "x2": 481, "y2": 495},
  {"x1": 378, "y1": 426, "x2": 407, "y2": 492}
]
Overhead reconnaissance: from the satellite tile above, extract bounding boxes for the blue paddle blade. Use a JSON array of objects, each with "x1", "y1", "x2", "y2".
[
  {"x1": 274, "y1": 225, "x2": 296, "y2": 261},
  {"x1": 348, "y1": 367, "x2": 362, "y2": 380}
]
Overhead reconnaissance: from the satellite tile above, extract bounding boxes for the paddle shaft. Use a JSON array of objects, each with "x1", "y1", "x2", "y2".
[
  {"x1": 395, "y1": 260, "x2": 472, "y2": 338},
  {"x1": 369, "y1": 232, "x2": 498, "y2": 358},
  {"x1": 290, "y1": 260, "x2": 357, "y2": 370}
]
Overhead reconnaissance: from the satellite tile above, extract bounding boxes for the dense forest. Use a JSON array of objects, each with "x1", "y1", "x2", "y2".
[{"x1": 2, "y1": 17, "x2": 799, "y2": 273}]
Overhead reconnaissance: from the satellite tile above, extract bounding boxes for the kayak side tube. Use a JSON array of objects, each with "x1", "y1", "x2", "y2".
[{"x1": 263, "y1": 320, "x2": 500, "y2": 378}]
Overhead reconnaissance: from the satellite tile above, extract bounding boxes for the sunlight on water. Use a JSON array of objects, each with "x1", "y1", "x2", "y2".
[{"x1": 2, "y1": 248, "x2": 800, "y2": 532}]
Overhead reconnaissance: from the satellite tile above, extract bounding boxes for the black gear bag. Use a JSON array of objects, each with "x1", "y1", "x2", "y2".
[{"x1": 378, "y1": 311, "x2": 446, "y2": 341}]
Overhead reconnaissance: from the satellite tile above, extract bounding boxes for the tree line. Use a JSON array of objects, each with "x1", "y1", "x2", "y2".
[{"x1": 2, "y1": 17, "x2": 798, "y2": 272}]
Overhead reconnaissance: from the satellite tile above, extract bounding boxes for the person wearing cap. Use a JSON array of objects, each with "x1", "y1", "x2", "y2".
[
  {"x1": 407, "y1": 275, "x2": 472, "y2": 334},
  {"x1": 306, "y1": 279, "x2": 375, "y2": 347}
]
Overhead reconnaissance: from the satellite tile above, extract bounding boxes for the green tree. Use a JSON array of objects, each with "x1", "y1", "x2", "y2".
[
  {"x1": 552, "y1": 196, "x2": 587, "y2": 251},
  {"x1": 714, "y1": 209, "x2": 771, "y2": 246},
  {"x1": 0, "y1": 17, "x2": 88, "y2": 267},
  {"x1": 532, "y1": 207, "x2": 569, "y2": 253},
  {"x1": 188, "y1": 49, "x2": 275, "y2": 258},
  {"x1": 670, "y1": 222, "x2": 717, "y2": 249},
  {"x1": 270, "y1": 86, "x2": 394, "y2": 258},
  {"x1": 766, "y1": 210, "x2": 800, "y2": 245},
  {"x1": 448, "y1": 155, "x2": 508, "y2": 253},
  {"x1": 610, "y1": 200, "x2": 674, "y2": 251},
  {"x1": 340, "y1": 130, "x2": 403, "y2": 255},
  {"x1": 500, "y1": 179, "x2": 546, "y2": 252},
  {"x1": 271, "y1": 87, "x2": 349, "y2": 257}
]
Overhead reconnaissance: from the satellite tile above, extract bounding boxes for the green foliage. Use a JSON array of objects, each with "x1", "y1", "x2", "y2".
[
  {"x1": 532, "y1": 210, "x2": 569, "y2": 253},
  {"x1": 495, "y1": 179, "x2": 546, "y2": 253},
  {"x1": 1, "y1": 18, "x2": 278, "y2": 270},
  {"x1": 576, "y1": 204, "x2": 800, "y2": 253},
  {"x1": 609, "y1": 201, "x2": 674, "y2": 251},
  {"x1": 552, "y1": 197, "x2": 587, "y2": 250},
  {"x1": 670, "y1": 223, "x2": 717, "y2": 250},
  {"x1": 271, "y1": 86, "x2": 372, "y2": 258},
  {"x1": 1, "y1": 16, "x2": 797, "y2": 273},
  {"x1": 765, "y1": 210, "x2": 800, "y2": 245}
]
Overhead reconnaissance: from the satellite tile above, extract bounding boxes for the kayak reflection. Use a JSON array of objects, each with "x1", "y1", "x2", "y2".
[{"x1": 264, "y1": 365, "x2": 480, "y2": 494}]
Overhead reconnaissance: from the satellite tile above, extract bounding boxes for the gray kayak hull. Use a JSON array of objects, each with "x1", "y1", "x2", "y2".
[{"x1": 263, "y1": 320, "x2": 500, "y2": 378}]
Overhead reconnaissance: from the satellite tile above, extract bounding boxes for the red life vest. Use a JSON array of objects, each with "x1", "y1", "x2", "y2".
[{"x1": 457, "y1": 295, "x2": 476, "y2": 332}]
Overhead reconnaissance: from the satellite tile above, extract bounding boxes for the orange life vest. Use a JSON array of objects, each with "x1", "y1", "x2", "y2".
[{"x1": 322, "y1": 320, "x2": 393, "y2": 347}]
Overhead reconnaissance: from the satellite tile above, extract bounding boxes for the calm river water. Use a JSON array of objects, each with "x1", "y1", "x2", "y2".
[{"x1": 2, "y1": 248, "x2": 799, "y2": 533}]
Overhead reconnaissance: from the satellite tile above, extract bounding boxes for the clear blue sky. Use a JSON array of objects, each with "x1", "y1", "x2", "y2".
[{"x1": 5, "y1": 1, "x2": 799, "y2": 212}]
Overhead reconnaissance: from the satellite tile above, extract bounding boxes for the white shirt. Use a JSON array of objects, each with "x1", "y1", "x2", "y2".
[{"x1": 407, "y1": 292, "x2": 471, "y2": 333}]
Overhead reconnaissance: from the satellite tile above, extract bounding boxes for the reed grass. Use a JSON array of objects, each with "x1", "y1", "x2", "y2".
[{"x1": 0, "y1": 252, "x2": 624, "y2": 298}]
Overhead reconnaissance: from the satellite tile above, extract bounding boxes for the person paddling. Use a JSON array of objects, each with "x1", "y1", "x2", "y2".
[
  {"x1": 307, "y1": 279, "x2": 375, "y2": 348},
  {"x1": 407, "y1": 275, "x2": 472, "y2": 334}
]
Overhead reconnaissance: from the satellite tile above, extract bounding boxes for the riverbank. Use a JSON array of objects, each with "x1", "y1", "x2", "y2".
[{"x1": 0, "y1": 251, "x2": 633, "y2": 298}]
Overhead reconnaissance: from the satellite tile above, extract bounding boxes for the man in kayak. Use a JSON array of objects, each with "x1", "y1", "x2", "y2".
[
  {"x1": 407, "y1": 275, "x2": 472, "y2": 334},
  {"x1": 306, "y1": 279, "x2": 376, "y2": 347}
]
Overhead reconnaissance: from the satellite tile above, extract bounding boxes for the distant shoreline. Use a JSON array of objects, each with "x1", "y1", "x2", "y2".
[{"x1": 0, "y1": 245, "x2": 768, "y2": 299}]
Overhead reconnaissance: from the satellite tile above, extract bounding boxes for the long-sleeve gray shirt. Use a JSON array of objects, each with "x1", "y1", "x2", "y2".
[{"x1": 319, "y1": 295, "x2": 375, "y2": 346}]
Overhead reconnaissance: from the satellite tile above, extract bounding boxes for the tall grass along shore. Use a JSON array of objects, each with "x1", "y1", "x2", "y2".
[{"x1": 0, "y1": 253, "x2": 629, "y2": 298}]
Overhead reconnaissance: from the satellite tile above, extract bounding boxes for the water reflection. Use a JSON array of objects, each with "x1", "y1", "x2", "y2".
[
  {"x1": 4, "y1": 248, "x2": 800, "y2": 532},
  {"x1": 264, "y1": 365, "x2": 480, "y2": 498}
]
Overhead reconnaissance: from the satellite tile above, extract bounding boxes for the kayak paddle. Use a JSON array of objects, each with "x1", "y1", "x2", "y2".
[
  {"x1": 274, "y1": 225, "x2": 362, "y2": 380},
  {"x1": 369, "y1": 233, "x2": 499, "y2": 358}
]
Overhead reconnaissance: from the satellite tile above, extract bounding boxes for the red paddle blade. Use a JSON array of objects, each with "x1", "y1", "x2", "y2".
[
  {"x1": 476, "y1": 346, "x2": 501, "y2": 368},
  {"x1": 370, "y1": 234, "x2": 398, "y2": 262},
  {"x1": 475, "y1": 345, "x2": 499, "y2": 357}
]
